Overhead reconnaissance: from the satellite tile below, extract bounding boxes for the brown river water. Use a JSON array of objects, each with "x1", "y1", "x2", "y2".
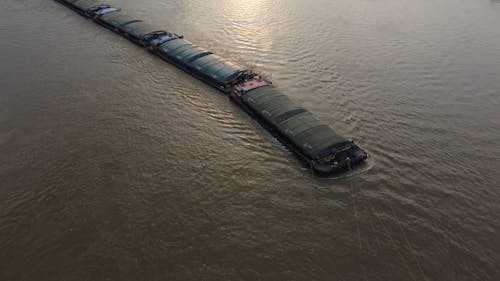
[{"x1": 1, "y1": 0, "x2": 500, "y2": 280}]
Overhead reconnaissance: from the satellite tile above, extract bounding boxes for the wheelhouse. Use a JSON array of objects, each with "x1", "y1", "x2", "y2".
[
  {"x1": 140, "y1": 31, "x2": 168, "y2": 46},
  {"x1": 84, "y1": 5, "x2": 111, "y2": 17},
  {"x1": 93, "y1": 7, "x2": 120, "y2": 17},
  {"x1": 148, "y1": 33, "x2": 182, "y2": 49},
  {"x1": 233, "y1": 78, "x2": 271, "y2": 95}
]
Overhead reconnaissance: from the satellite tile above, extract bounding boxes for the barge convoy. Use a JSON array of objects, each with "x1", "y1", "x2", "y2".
[{"x1": 54, "y1": 0, "x2": 368, "y2": 175}]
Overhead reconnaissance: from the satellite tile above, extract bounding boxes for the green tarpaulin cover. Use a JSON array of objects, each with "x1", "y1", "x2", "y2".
[
  {"x1": 244, "y1": 86, "x2": 348, "y2": 159},
  {"x1": 159, "y1": 40, "x2": 246, "y2": 85},
  {"x1": 100, "y1": 12, "x2": 140, "y2": 27},
  {"x1": 74, "y1": 0, "x2": 103, "y2": 10}
]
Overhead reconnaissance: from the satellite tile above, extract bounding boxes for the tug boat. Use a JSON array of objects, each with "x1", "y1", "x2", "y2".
[{"x1": 53, "y1": 0, "x2": 368, "y2": 175}]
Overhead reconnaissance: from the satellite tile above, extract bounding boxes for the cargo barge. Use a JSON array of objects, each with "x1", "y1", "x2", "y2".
[{"x1": 53, "y1": 0, "x2": 368, "y2": 175}]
